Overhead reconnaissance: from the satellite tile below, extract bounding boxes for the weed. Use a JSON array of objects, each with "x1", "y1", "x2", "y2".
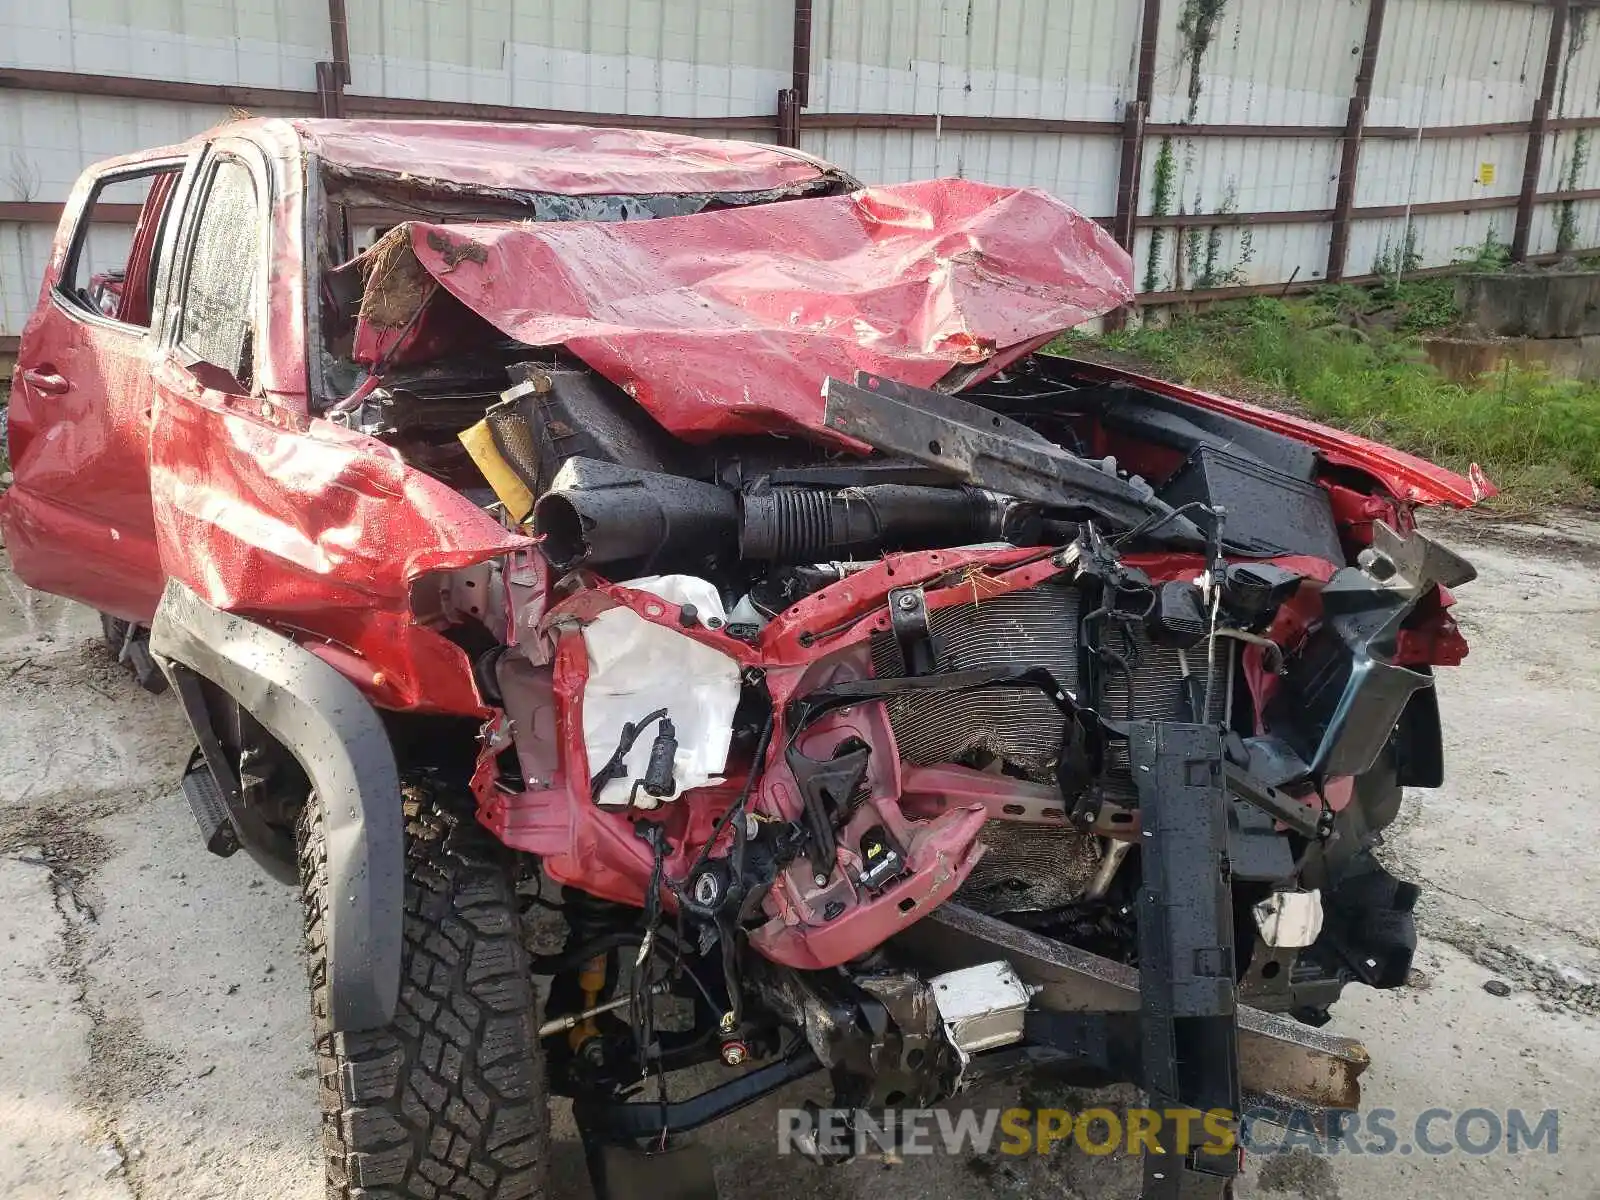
[{"x1": 1057, "y1": 296, "x2": 1600, "y2": 509}]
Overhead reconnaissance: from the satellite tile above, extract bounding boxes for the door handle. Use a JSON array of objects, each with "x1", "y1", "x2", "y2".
[{"x1": 21, "y1": 367, "x2": 70, "y2": 395}]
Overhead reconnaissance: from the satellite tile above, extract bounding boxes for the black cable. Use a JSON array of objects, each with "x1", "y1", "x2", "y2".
[
  {"x1": 589, "y1": 707, "x2": 670, "y2": 802},
  {"x1": 1110, "y1": 499, "x2": 1217, "y2": 548},
  {"x1": 680, "y1": 712, "x2": 775, "y2": 887}
]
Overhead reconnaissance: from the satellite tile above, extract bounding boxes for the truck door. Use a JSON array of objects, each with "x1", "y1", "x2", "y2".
[{"x1": 3, "y1": 157, "x2": 191, "y2": 622}]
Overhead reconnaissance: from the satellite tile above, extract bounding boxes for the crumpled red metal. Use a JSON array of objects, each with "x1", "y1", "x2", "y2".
[{"x1": 354, "y1": 178, "x2": 1135, "y2": 441}]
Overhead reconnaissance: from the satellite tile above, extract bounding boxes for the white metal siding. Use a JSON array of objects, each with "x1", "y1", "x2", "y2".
[
  {"x1": 0, "y1": 93, "x2": 233, "y2": 203},
  {"x1": 1144, "y1": 134, "x2": 1341, "y2": 218},
  {"x1": 808, "y1": 0, "x2": 1137, "y2": 120},
  {"x1": 346, "y1": 0, "x2": 793, "y2": 116},
  {"x1": 1355, "y1": 133, "x2": 1525, "y2": 208},
  {"x1": 798, "y1": 128, "x2": 1120, "y2": 215},
  {"x1": 1136, "y1": 221, "x2": 1332, "y2": 294},
  {"x1": 1147, "y1": 0, "x2": 1366, "y2": 126},
  {"x1": 0, "y1": 0, "x2": 329, "y2": 87},
  {"x1": 1368, "y1": 0, "x2": 1546, "y2": 128},
  {"x1": 0, "y1": 222, "x2": 56, "y2": 334}
]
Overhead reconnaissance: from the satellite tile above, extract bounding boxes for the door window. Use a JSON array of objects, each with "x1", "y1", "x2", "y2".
[
  {"x1": 177, "y1": 158, "x2": 262, "y2": 390},
  {"x1": 58, "y1": 166, "x2": 183, "y2": 330}
]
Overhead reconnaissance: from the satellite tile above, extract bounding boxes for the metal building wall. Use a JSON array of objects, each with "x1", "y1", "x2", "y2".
[
  {"x1": 345, "y1": 0, "x2": 793, "y2": 116},
  {"x1": 1, "y1": 0, "x2": 329, "y2": 86},
  {"x1": 5, "y1": 0, "x2": 1600, "y2": 344},
  {"x1": 799, "y1": 0, "x2": 1134, "y2": 216}
]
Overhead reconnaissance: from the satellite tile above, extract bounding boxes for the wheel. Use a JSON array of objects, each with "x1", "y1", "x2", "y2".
[{"x1": 297, "y1": 784, "x2": 549, "y2": 1199}]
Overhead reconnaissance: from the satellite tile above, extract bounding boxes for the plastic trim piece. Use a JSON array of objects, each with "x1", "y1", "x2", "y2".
[{"x1": 148, "y1": 578, "x2": 403, "y2": 1032}]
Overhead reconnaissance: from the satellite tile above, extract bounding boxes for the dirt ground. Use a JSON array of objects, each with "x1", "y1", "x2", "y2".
[{"x1": 3, "y1": 513, "x2": 1598, "y2": 1200}]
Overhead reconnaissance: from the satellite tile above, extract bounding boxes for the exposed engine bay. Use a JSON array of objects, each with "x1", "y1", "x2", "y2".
[{"x1": 300, "y1": 167, "x2": 1481, "y2": 1193}]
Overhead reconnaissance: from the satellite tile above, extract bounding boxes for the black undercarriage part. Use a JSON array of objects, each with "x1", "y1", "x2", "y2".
[{"x1": 1129, "y1": 721, "x2": 1240, "y2": 1196}]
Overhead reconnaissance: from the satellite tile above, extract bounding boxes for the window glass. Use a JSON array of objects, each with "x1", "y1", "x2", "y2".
[
  {"x1": 59, "y1": 167, "x2": 182, "y2": 329},
  {"x1": 179, "y1": 159, "x2": 260, "y2": 386}
]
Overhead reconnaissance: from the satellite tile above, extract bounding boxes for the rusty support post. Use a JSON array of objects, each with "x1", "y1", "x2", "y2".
[
  {"x1": 776, "y1": 88, "x2": 801, "y2": 149},
  {"x1": 1326, "y1": 0, "x2": 1387, "y2": 282},
  {"x1": 1107, "y1": 0, "x2": 1161, "y2": 329},
  {"x1": 317, "y1": 0, "x2": 350, "y2": 119},
  {"x1": 1514, "y1": 0, "x2": 1570, "y2": 262},
  {"x1": 792, "y1": 0, "x2": 813, "y2": 108},
  {"x1": 1113, "y1": 0, "x2": 1161, "y2": 254},
  {"x1": 315, "y1": 60, "x2": 345, "y2": 118},
  {"x1": 328, "y1": 0, "x2": 351, "y2": 84}
]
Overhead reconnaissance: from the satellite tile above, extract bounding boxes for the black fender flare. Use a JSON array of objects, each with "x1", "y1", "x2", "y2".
[{"x1": 148, "y1": 579, "x2": 403, "y2": 1032}]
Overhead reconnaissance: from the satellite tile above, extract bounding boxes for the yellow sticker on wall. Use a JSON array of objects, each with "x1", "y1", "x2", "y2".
[{"x1": 1478, "y1": 162, "x2": 1496, "y2": 185}]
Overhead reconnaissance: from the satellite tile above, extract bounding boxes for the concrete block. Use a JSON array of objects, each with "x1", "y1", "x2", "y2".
[{"x1": 1455, "y1": 271, "x2": 1600, "y2": 339}]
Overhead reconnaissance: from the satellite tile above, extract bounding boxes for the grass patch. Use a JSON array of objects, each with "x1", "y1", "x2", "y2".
[{"x1": 1056, "y1": 295, "x2": 1600, "y2": 511}]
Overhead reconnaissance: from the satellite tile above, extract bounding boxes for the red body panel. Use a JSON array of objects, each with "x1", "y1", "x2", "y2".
[
  {"x1": 5, "y1": 166, "x2": 169, "y2": 622},
  {"x1": 359, "y1": 179, "x2": 1134, "y2": 440}
]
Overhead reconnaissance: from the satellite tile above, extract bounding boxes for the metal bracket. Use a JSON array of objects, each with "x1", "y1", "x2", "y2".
[{"x1": 887, "y1": 584, "x2": 940, "y2": 675}]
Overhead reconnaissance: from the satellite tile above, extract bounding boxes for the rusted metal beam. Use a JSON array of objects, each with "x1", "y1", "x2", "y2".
[
  {"x1": 315, "y1": 60, "x2": 345, "y2": 118},
  {"x1": 1352, "y1": 193, "x2": 1519, "y2": 219},
  {"x1": 0, "y1": 66, "x2": 320, "y2": 112},
  {"x1": 898, "y1": 905, "x2": 1369, "y2": 1116},
  {"x1": 1138, "y1": 208, "x2": 1334, "y2": 228},
  {"x1": 0, "y1": 201, "x2": 138, "y2": 223},
  {"x1": 792, "y1": 0, "x2": 813, "y2": 109},
  {"x1": 0, "y1": 66, "x2": 777, "y2": 131},
  {"x1": 1131, "y1": 191, "x2": 1520, "y2": 232},
  {"x1": 343, "y1": 92, "x2": 775, "y2": 131},
  {"x1": 801, "y1": 111, "x2": 1121, "y2": 136},
  {"x1": 1113, "y1": 0, "x2": 1162, "y2": 259},
  {"x1": 327, "y1": 0, "x2": 351, "y2": 85},
  {"x1": 1147, "y1": 121, "x2": 1343, "y2": 138},
  {"x1": 775, "y1": 88, "x2": 801, "y2": 148},
  {"x1": 1514, "y1": 0, "x2": 1570, "y2": 261},
  {"x1": 1327, "y1": 0, "x2": 1387, "y2": 282}
]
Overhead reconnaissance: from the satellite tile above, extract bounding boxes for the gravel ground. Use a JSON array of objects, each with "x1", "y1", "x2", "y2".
[{"x1": 2, "y1": 514, "x2": 1598, "y2": 1200}]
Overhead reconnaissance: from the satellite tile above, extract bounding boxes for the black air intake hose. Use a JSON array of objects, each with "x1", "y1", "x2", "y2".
[
  {"x1": 535, "y1": 458, "x2": 739, "y2": 572},
  {"x1": 740, "y1": 484, "x2": 1010, "y2": 562}
]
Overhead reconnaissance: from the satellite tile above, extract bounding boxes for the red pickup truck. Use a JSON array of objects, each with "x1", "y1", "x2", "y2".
[{"x1": 3, "y1": 119, "x2": 1483, "y2": 1200}]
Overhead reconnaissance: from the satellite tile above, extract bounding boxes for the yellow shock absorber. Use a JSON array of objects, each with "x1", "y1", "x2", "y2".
[{"x1": 569, "y1": 954, "x2": 608, "y2": 1053}]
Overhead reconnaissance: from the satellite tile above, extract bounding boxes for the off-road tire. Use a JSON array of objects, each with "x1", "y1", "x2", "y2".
[{"x1": 297, "y1": 787, "x2": 549, "y2": 1199}]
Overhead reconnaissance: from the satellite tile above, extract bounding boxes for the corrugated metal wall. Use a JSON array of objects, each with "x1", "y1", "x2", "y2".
[
  {"x1": 4, "y1": 0, "x2": 1600, "y2": 341},
  {"x1": 345, "y1": 0, "x2": 793, "y2": 115},
  {"x1": 801, "y1": 0, "x2": 1134, "y2": 215}
]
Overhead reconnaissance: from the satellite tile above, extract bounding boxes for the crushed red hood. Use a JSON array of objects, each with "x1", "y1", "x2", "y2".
[
  {"x1": 292, "y1": 118, "x2": 841, "y2": 195},
  {"x1": 352, "y1": 178, "x2": 1134, "y2": 440}
]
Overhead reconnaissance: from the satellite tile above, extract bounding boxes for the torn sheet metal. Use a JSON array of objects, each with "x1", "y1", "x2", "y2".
[
  {"x1": 582, "y1": 576, "x2": 741, "y2": 807},
  {"x1": 353, "y1": 179, "x2": 1134, "y2": 442},
  {"x1": 145, "y1": 375, "x2": 529, "y2": 713}
]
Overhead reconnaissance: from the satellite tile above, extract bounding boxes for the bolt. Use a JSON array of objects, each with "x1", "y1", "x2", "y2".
[
  {"x1": 720, "y1": 1040, "x2": 748, "y2": 1067},
  {"x1": 814, "y1": 873, "x2": 829, "y2": 886},
  {"x1": 693, "y1": 871, "x2": 721, "y2": 906},
  {"x1": 896, "y1": 592, "x2": 920, "y2": 611}
]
